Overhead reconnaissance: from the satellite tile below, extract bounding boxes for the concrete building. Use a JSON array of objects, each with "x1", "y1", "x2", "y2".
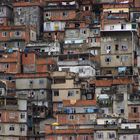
[
  {"x1": 51, "y1": 71, "x2": 84, "y2": 113},
  {"x1": 118, "y1": 122, "x2": 140, "y2": 140},
  {"x1": 58, "y1": 53, "x2": 96, "y2": 78},
  {"x1": 0, "y1": 4, "x2": 13, "y2": 26},
  {"x1": 0, "y1": 93, "x2": 28, "y2": 140},
  {"x1": 15, "y1": 73, "x2": 52, "y2": 138},
  {"x1": 0, "y1": 25, "x2": 36, "y2": 50},
  {"x1": 13, "y1": 1, "x2": 42, "y2": 37},
  {"x1": 45, "y1": 99, "x2": 97, "y2": 140},
  {"x1": 43, "y1": 0, "x2": 78, "y2": 42},
  {"x1": 100, "y1": 23, "x2": 138, "y2": 76}
]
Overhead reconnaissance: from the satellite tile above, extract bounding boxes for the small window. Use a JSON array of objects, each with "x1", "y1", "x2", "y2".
[
  {"x1": 9, "y1": 125, "x2": 15, "y2": 131},
  {"x1": 39, "y1": 79, "x2": 44, "y2": 84},
  {"x1": 115, "y1": 44, "x2": 119, "y2": 51},
  {"x1": 69, "y1": 115, "x2": 74, "y2": 120},
  {"x1": 96, "y1": 132, "x2": 103, "y2": 139},
  {"x1": 68, "y1": 91, "x2": 74, "y2": 97},
  {"x1": 20, "y1": 125, "x2": 25, "y2": 132},
  {"x1": 20, "y1": 112, "x2": 26, "y2": 119},
  {"x1": 25, "y1": 54, "x2": 28, "y2": 57},
  {"x1": 105, "y1": 57, "x2": 111, "y2": 62},
  {"x1": 54, "y1": 91, "x2": 59, "y2": 96},
  {"x1": 116, "y1": 55, "x2": 119, "y2": 59},
  {"x1": 121, "y1": 45, "x2": 128, "y2": 51},
  {"x1": 15, "y1": 31, "x2": 21, "y2": 36},
  {"x1": 63, "y1": 11, "x2": 68, "y2": 17},
  {"x1": 2, "y1": 32, "x2": 7, "y2": 37},
  {"x1": 120, "y1": 109, "x2": 124, "y2": 114},
  {"x1": 108, "y1": 132, "x2": 115, "y2": 139},
  {"x1": 132, "y1": 107, "x2": 138, "y2": 113},
  {"x1": 121, "y1": 24, "x2": 126, "y2": 29},
  {"x1": 132, "y1": 24, "x2": 136, "y2": 29},
  {"x1": 110, "y1": 25, "x2": 114, "y2": 30}
]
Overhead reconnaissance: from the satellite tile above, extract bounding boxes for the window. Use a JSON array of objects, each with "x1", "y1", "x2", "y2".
[
  {"x1": 121, "y1": 45, "x2": 128, "y2": 51},
  {"x1": 106, "y1": 45, "x2": 111, "y2": 53},
  {"x1": 15, "y1": 31, "x2": 21, "y2": 36},
  {"x1": 2, "y1": 32, "x2": 7, "y2": 37},
  {"x1": 20, "y1": 112, "x2": 26, "y2": 119},
  {"x1": 108, "y1": 132, "x2": 115, "y2": 139},
  {"x1": 96, "y1": 132, "x2": 103, "y2": 139},
  {"x1": 105, "y1": 56, "x2": 111, "y2": 62},
  {"x1": 121, "y1": 56, "x2": 128, "y2": 62},
  {"x1": 20, "y1": 124, "x2": 25, "y2": 132},
  {"x1": 39, "y1": 79, "x2": 44, "y2": 84},
  {"x1": 5, "y1": 64, "x2": 9, "y2": 68},
  {"x1": 15, "y1": 42, "x2": 20, "y2": 48},
  {"x1": 115, "y1": 44, "x2": 119, "y2": 51},
  {"x1": 84, "y1": 6, "x2": 89, "y2": 11},
  {"x1": 120, "y1": 109, "x2": 124, "y2": 114},
  {"x1": 132, "y1": 107, "x2": 138, "y2": 113},
  {"x1": 132, "y1": 24, "x2": 136, "y2": 29},
  {"x1": 110, "y1": 25, "x2": 114, "y2": 30},
  {"x1": 63, "y1": 11, "x2": 68, "y2": 17},
  {"x1": 116, "y1": 55, "x2": 119, "y2": 59},
  {"x1": 2, "y1": 43, "x2": 7, "y2": 48},
  {"x1": 87, "y1": 94, "x2": 92, "y2": 100},
  {"x1": 68, "y1": 91, "x2": 74, "y2": 97},
  {"x1": 121, "y1": 24, "x2": 126, "y2": 29},
  {"x1": 54, "y1": 91, "x2": 59, "y2": 96},
  {"x1": 69, "y1": 115, "x2": 74, "y2": 120},
  {"x1": 9, "y1": 125, "x2": 15, "y2": 131}
]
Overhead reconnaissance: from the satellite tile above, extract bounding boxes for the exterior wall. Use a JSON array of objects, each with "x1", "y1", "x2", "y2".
[
  {"x1": 14, "y1": 5, "x2": 41, "y2": 35},
  {"x1": 57, "y1": 113, "x2": 97, "y2": 125},
  {"x1": 0, "y1": 51, "x2": 21, "y2": 73},
  {"x1": 94, "y1": 130, "x2": 117, "y2": 140},
  {"x1": 0, "y1": 5, "x2": 13, "y2": 26},
  {"x1": 128, "y1": 105, "x2": 140, "y2": 121},
  {"x1": 119, "y1": 134, "x2": 140, "y2": 140},
  {"x1": 44, "y1": 10, "x2": 76, "y2": 21},
  {"x1": 53, "y1": 89, "x2": 81, "y2": 102},
  {"x1": 100, "y1": 32, "x2": 135, "y2": 68},
  {"x1": 0, "y1": 123, "x2": 27, "y2": 136},
  {"x1": 52, "y1": 78, "x2": 80, "y2": 89},
  {"x1": 0, "y1": 26, "x2": 36, "y2": 50},
  {"x1": 16, "y1": 77, "x2": 51, "y2": 90},
  {"x1": 103, "y1": 23, "x2": 137, "y2": 31}
]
